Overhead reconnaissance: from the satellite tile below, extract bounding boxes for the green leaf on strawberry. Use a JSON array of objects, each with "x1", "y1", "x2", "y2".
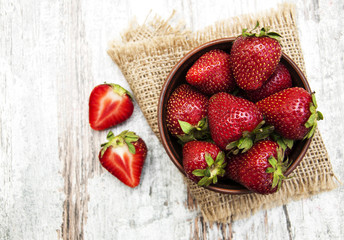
[
  {"x1": 226, "y1": 120, "x2": 275, "y2": 154},
  {"x1": 191, "y1": 151, "x2": 227, "y2": 187},
  {"x1": 177, "y1": 117, "x2": 211, "y2": 143},
  {"x1": 304, "y1": 92, "x2": 324, "y2": 139}
]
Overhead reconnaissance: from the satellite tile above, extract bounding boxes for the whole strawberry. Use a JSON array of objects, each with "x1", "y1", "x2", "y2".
[
  {"x1": 208, "y1": 92, "x2": 269, "y2": 153},
  {"x1": 226, "y1": 140, "x2": 287, "y2": 194},
  {"x1": 166, "y1": 84, "x2": 209, "y2": 142},
  {"x1": 256, "y1": 87, "x2": 323, "y2": 140},
  {"x1": 245, "y1": 62, "x2": 292, "y2": 102},
  {"x1": 186, "y1": 49, "x2": 236, "y2": 95},
  {"x1": 99, "y1": 130, "x2": 147, "y2": 188},
  {"x1": 230, "y1": 22, "x2": 282, "y2": 90},
  {"x1": 183, "y1": 140, "x2": 226, "y2": 186},
  {"x1": 89, "y1": 83, "x2": 134, "y2": 130}
]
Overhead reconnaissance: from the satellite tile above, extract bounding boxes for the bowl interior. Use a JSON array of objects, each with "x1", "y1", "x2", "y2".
[{"x1": 158, "y1": 38, "x2": 312, "y2": 194}]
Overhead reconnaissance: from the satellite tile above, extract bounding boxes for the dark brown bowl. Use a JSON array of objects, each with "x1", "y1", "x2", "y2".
[{"x1": 158, "y1": 38, "x2": 312, "y2": 194}]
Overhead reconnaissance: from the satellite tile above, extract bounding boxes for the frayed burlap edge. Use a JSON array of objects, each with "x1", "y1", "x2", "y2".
[{"x1": 107, "y1": 3, "x2": 339, "y2": 223}]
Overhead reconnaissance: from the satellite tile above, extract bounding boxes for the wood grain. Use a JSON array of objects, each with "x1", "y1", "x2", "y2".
[{"x1": 0, "y1": 0, "x2": 343, "y2": 239}]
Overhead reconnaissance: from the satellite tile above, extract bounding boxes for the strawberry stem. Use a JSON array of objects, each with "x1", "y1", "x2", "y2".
[
  {"x1": 109, "y1": 83, "x2": 134, "y2": 99},
  {"x1": 304, "y1": 92, "x2": 323, "y2": 139},
  {"x1": 241, "y1": 21, "x2": 282, "y2": 41},
  {"x1": 177, "y1": 117, "x2": 211, "y2": 143},
  {"x1": 266, "y1": 147, "x2": 289, "y2": 190},
  {"x1": 100, "y1": 130, "x2": 140, "y2": 157},
  {"x1": 192, "y1": 151, "x2": 227, "y2": 187},
  {"x1": 226, "y1": 120, "x2": 275, "y2": 154}
]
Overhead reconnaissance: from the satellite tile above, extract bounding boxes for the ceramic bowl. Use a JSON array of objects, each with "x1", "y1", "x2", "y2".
[{"x1": 158, "y1": 38, "x2": 312, "y2": 194}]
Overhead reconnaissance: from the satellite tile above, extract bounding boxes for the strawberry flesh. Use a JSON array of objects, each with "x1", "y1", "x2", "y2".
[
  {"x1": 89, "y1": 84, "x2": 134, "y2": 130},
  {"x1": 99, "y1": 131, "x2": 147, "y2": 188}
]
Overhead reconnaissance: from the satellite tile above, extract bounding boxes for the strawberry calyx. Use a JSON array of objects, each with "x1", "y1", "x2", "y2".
[
  {"x1": 177, "y1": 117, "x2": 211, "y2": 143},
  {"x1": 100, "y1": 130, "x2": 140, "y2": 157},
  {"x1": 108, "y1": 83, "x2": 133, "y2": 99},
  {"x1": 271, "y1": 133, "x2": 294, "y2": 151},
  {"x1": 241, "y1": 21, "x2": 282, "y2": 42},
  {"x1": 266, "y1": 147, "x2": 289, "y2": 190},
  {"x1": 226, "y1": 120, "x2": 274, "y2": 154},
  {"x1": 304, "y1": 93, "x2": 324, "y2": 139},
  {"x1": 192, "y1": 151, "x2": 227, "y2": 187}
]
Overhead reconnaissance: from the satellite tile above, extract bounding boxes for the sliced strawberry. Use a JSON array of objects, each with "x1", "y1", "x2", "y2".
[
  {"x1": 89, "y1": 83, "x2": 134, "y2": 130},
  {"x1": 99, "y1": 130, "x2": 147, "y2": 188}
]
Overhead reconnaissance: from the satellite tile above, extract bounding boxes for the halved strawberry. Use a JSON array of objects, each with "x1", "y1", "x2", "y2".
[
  {"x1": 99, "y1": 130, "x2": 147, "y2": 188},
  {"x1": 89, "y1": 83, "x2": 134, "y2": 130}
]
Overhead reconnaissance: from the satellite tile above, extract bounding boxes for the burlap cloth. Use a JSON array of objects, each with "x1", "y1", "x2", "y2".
[{"x1": 107, "y1": 4, "x2": 338, "y2": 222}]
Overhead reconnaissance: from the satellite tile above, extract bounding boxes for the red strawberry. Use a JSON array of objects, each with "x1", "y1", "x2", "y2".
[
  {"x1": 183, "y1": 140, "x2": 226, "y2": 186},
  {"x1": 245, "y1": 62, "x2": 292, "y2": 102},
  {"x1": 166, "y1": 84, "x2": 209, "y2": 142},
  {"x1": 226, "y1": 140, "x2": 288, "y2": 194},
  {"x1": 89, "y1": 83, "x2": 134, "y2": 131},
  {"x1": 256, "y1": 87, "x2": 323, "y2": 140},
  {"x1": 186, "y1": 49, "x2": 236, "y2": 95},
  {"x1": 99, "y1": 130, "x2": 147, "y2": 188},
  {"x1": 208, "y1": 92, "x2": 270, "y2": 153},
  {"x1": 230, "y1": 23, "x2": 282, "y2": 90}
]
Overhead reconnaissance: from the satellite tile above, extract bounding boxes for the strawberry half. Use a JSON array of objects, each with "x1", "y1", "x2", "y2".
[
  {"x1": 230, "y1": 22, "x2": 282, "y2": 90},
  {"x1": 226, "y1": 140, "x2": 288, "y2": 195},
  {"x1": 245, "y1": 62, "x2": 292, "y2": 102},
  {"x1": 99, "y1": 130, "x2": 147, "y2": 188},
  {"x1": 186, "y1": 49, "x2": 236, "y2": 95},
  {"x1": 166, "y1": 84, "x2": 209, "y2": 142},
  {"x1": 182, "y1": 140, "x2": 226, "y2": 186},
  {"x1": 256, "y1": 87, "x2": 323, "y2": 140},
  {"x1": 89, "y1": 83, "x2": 134, "y2": 130}
]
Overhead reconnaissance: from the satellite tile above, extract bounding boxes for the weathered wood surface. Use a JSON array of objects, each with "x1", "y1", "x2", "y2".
[{"x1": 0, "y1": 0, "x2": 343, "y2": 239}]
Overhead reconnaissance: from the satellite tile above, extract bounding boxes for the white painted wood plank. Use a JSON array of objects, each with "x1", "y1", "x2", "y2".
[{"x1": 0, "y1": 0, "x2": 63, "y2": 239}]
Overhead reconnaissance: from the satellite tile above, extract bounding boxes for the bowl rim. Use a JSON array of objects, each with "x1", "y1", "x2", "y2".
[{"x1": 158, "y1": 37, "x2": 312, "y2": 194}]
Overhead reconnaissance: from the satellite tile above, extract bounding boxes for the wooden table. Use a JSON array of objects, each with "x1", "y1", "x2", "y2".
[{"x1": 1, "y1": 0, "x2": 343, "y2": 239}]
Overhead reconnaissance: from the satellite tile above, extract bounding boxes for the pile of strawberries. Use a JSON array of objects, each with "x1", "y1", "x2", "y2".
[{"x1": 166, "y1": 23, "x2": 323, "y2": 194}]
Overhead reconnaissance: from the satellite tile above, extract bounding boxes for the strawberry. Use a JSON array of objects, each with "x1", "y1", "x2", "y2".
[
  {"x1": 89, "y1": 83, "x2": 134, "y2": 131},
  {"x1": 256, "y1": 87, "x2": 323, "y2": 140},
  {"x1": 245, "y1": 62, "x2": 292, "y2": 102},
  {"x1": 99, "y1": 130, "x2": 147, "y2": 188},
  {"x1": 226, "y1": 140, "x2": 288, "y2": 194},
  {"x1": 166, "y1": 84, "x2": 209, "y2": 142},
  {"x1": 207, "y1": 92, "x2": 271, "y2": 153},
  {"x1": 230, "y1": 22, "x2": 282, "y2": 90},
  {"x1": 182, "y1": 140, "x2": 226, "y2": 186},
  {"x1": 186, "y1": 49, "x2": 236, "y2": 95}
]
